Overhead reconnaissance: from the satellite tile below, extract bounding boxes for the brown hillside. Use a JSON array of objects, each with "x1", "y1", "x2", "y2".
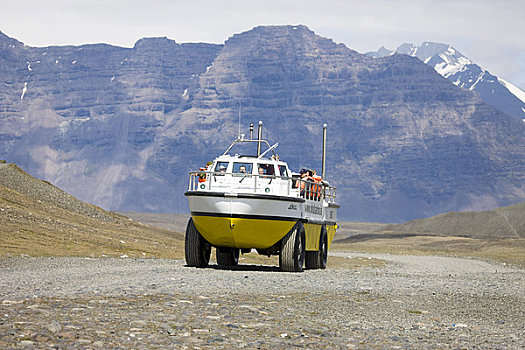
[
  {"x1": 382, "y1": 201, "x2": 525, "y2": 238},
  {"x1": 0, "y1": 163, "x2": 184, "y2": 258}
]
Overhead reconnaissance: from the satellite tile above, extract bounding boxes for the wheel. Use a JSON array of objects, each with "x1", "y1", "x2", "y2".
[
  {"x1": 185, "y1": 218, "x2": 211, "y2": 268},
  {"x1": 216, "y1": 247, "x2": 240, "y2": 267},
  {"x1": 305, "y1": 225, "x2": 328, "y2": 270},
  {"x1": 279, "y1": 221, "x2": 305, "y2": 272},
  {"x1": 319, "y1": 225, "x2": 328, "y2": 269}
]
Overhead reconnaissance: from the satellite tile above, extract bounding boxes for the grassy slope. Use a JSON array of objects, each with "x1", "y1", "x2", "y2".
[
  {"x1": 0, "y1": 164, "x2": 184, "y2": 259},
  {"x1": 330, "y1": 201, "x2": 525, "y2": 266},
  {"x1": 382, "y1": 201, "x2": 525, "y2": 238}
]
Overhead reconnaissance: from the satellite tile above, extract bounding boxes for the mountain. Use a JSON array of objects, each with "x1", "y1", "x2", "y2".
[
  {"x1": 1, "y1": 26, "x2": 525, "y2": 223},
  {"x1": 0, "y1": 31, "x2": 222, "y2": 212},
  {"x1": 382, "y1": 200, "x2": 525, "y2": 238},
  {"x1": 366, "y1": 42, "x2": 525, "y2": 121}
]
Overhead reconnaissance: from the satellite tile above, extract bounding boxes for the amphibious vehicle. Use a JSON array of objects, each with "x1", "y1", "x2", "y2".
[{"x1": 184, "y1": 122, "x2": 338, "y2": 272}]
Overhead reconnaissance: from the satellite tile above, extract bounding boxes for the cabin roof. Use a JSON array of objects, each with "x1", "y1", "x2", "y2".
[{"x1": 213, "y1": 154, "x2": 288, "y2": 165}]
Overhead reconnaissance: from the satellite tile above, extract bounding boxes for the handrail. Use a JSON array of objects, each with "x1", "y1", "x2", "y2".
[
  {"x1": 258, "y1": 142, "x2": 278, "y2": 159},
  {"x1": 222, "y1": 138, "x2": 277, "y2": 158},
  {"x1": 188, "y1": 170, "x2": 337, "y2": 203}
]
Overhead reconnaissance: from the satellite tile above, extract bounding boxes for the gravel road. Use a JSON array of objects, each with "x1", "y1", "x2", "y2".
[{"x1": 1, "y1": 253, "x2": 523, "y2": 349}]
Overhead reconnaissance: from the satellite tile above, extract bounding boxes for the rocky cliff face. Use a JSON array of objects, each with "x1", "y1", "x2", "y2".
[
  {"x1": 0, "y1": 31, "x2": 222, "y2": 212},
  {"x1": 1, "y1": 26, "x2": 524, "y2": 222}
]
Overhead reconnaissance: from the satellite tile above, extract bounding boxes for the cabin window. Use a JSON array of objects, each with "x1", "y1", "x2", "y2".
[
  {"x1": 278, "y1": 165, "x2": 288, "y2": 177},
  {"x1": 257, "y1": 163, "x2": 275, "y2": 177},
  {"x1": 214, "y1": 161, "x2": 229, "y2": 175},
  {"x1": 232, "y1": 162, "x2": 253, "y2": 176}
]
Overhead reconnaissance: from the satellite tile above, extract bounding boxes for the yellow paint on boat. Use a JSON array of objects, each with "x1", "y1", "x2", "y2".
[
  {"x1": 304, "y1": 223, "x2": 321, "y2": 251},
  {"x1": 326, "y1": 224, "x2": 337, "y2": 249},
  {"x1": 192, "y1": 215, "x2": 296, "y2": 249}
]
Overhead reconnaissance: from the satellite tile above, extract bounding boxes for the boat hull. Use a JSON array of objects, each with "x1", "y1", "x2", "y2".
[{"x1": 186, "y1": 191, "x2": 303, "y2": 249}]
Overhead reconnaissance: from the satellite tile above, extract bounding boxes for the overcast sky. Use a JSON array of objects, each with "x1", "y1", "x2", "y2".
[{"x1": 1, "y1": 0, "x2": 524, "y2": 90}]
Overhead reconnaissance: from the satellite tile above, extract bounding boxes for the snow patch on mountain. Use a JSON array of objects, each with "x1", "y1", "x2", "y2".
[
  {"x1": 434, "y1": 58, "x2": 469, "y2": 78},
  {"x1": 469, "y1": 72, "x2": 485, "y2": 90},
  {"x1": 367, "y1": 42, "x2": 525, "y2": 120},
  {"x1": 499, "y1": 78, "x2": 525, "y2": 105},
  {"x1": 20, "y1": 82, "x2": 27, "y2": 100}
]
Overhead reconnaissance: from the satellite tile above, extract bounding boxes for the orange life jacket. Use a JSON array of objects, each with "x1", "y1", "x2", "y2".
[
  {"x1": 312, "y1": 175, "x2": 322, "y2": 200},
  {"x1": 198, "y1": 167, "x2": 207, "y2": 182},
  {"x1": 301, "y1": 175, "x2": 314, "y2": 200},
  {"x1": 297, "y1": 173, "x2": 307, "y2": 190}
]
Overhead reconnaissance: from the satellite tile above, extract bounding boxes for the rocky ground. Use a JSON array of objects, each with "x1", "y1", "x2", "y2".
[{"x1": 1, "y1": 254, "x2": 523, "y2": 349}]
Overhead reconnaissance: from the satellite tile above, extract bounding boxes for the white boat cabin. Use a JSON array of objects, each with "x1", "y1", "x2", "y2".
[
  {"x1": 188, "y1": 138, "x2": 337, "y2": 206},
  {"x1": 201, "y1": 154, "x2": 296, "y2": 197}
]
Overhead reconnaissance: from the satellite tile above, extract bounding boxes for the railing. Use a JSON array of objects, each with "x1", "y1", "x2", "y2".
[
  {"x1": 188, "y1": 171, "x2": 293, "y2": 196},
  {"x1": 297, "y1": 179, "x2": 337, "y2": 203},
  {"x1": 188, "y1": 171, "x2": 337, "y2": 203},
  {"x1": 323, "y1": 185, "x2": 337, "y2": 204}
]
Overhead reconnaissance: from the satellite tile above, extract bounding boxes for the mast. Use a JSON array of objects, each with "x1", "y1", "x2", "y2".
[
  {"x1": 257, "y1": 121, "x2": 263, "y2": 156},
  {"x1": 238, "y1": 103, "x2": 242, "y2": 139},
  {"x1": 322, "y1": 123, "x2": 327, "y2": 179}
]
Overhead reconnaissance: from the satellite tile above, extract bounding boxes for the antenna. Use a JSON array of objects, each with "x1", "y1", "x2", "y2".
[{"x1": 238, "y1": 102, "x2": 242, "y2": 139}]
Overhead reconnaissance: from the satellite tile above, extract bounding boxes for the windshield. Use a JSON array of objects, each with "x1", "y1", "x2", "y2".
[
  {"x1": 257, "y1": 163, "x2": 275, "y2": 177},
  {"x1": 214, "y1": 161, "x2": 229, "y2": 174},
  {"x1": 233, "y1": 162, "x2": 253, "y2": 175}
]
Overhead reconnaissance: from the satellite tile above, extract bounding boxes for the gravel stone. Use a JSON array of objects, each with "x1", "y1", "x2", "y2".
[{"x1": 0, "y1": 254, "x2": 523, "y2": 348}]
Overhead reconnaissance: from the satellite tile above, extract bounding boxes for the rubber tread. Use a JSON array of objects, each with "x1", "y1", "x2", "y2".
[
  {"x1": 216, "y1": 247, "x2": 240, "y2": 267},
  {"x1": 185, "y1": 218, "x2": 211, "y2": 268},
  {"x1": 279, "y1": 222, "x2": 305, "y2": 272},
  {"x1": 305, "y1": 225, "x2": 328, "y2": 270}
]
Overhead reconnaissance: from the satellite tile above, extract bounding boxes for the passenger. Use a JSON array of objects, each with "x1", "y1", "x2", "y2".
[
  {"x1": 306, "y1": 171, "x2": 315, "y2": 200},
  {"x1": 239, "y1": 165, "x2": 247, "y2": 174},
  {"x1": 298, "y1": 169, "x2": 308, "y2": 197},
  {"x1": 312, "y1": 173, "x2": 323, "y2": 201},
  {"x1": 198, "y1": 167, "x2": 207, "y2": 182},
  {"x1": 219, "y1": 165, "x2": 226, "y2": 173},
  {"x1": 198, "y1": 161, "x2": 213, "y2": 183},
  {"x1": 258, "y1": 167, "x2": 265, "y2": 176},
  {"x1": 303, "y1": 169, "x2": 320, "y2": 200}
]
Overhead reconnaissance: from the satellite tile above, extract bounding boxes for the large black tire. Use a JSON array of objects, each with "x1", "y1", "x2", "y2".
[
  {"x1": 279, "y1": 222, "x2": 305, "y2": 272},
  {"x1": 305, "y1": 225, "x2": 328, "y2": 270},
  {"x1": 319, "y1": 225, "x2": 328, "y2": 269},
  {"x1": 216, "y1": 247, "x2": 240, "y2": 267},
  {"x1": 185, "y1": 218, "x2": 211, "y2": 268}
]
